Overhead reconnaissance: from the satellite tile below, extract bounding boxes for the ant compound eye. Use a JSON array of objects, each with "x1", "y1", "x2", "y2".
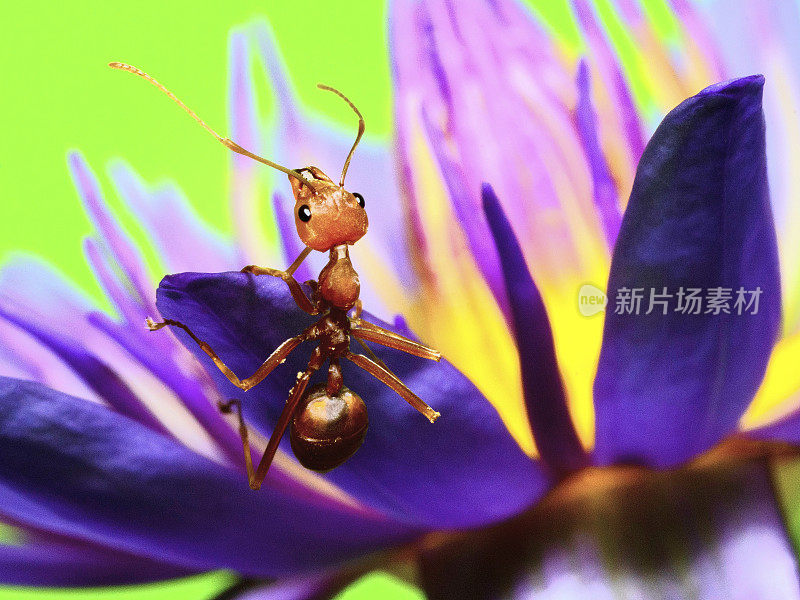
[
  {"x1": 298, "y1": 205, "x2": 312, "y2": 222},
  {"x1": 353, "y1": 192, "x2": 365, "y2": 208}
]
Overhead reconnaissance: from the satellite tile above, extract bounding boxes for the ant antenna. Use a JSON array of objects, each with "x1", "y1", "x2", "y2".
[
  {"x1": 317, "y1": 84, "x2": 364, "y2": 187},
  {"x1": 109, "y1": 62, "x2": 309, "y2": 186}
]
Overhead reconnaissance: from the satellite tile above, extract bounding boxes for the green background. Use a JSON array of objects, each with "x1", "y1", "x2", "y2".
[
  {"x1": 0, "y1": 1, "x2": 587, "y2": 308},
  {"x1": 0, "y1": 1, "x2": 680, "y2": 598}
]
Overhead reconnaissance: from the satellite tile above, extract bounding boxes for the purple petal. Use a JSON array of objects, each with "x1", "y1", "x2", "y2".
[
  {"x1": 0, "y1": 258, "x2": 126, "y2": 405},
  {"x1": 85, "y1": 310, "x2": 246, "y2": 464},
  {"x1": 391, "y1": 0, "x2": 605, "y2": 299},
  {"x1": 0, "y1": 537, "x2": 195, "y2": 586},
  {"x1": 419, "y1": 108, "x2": 510, "y2": 317},
  {"x1": 64, "y1": 158, "x2": 240, "y2": 451},
  {"x1": 0, "y1": 307, "x2": 169, "y2": 436},
  {"x1": 571, "y1": 0, "x2": 646, "y2": 161},
  {"x1": 109, "y1": 162, "x2": 240, "y2": 274},
  {"x1": 85, "y1": 231, "x2": 249, "y2": 464},
  {"x1": 593, "y1": 76, "x2": 781, "y2": 467},
  {"x1": 0, "y1": 377, "x2": 414, "y2": 577},
  {"x1": 695, "y1": 2, "x2": 800, "y2": 321},
  {"x1": 73, "y1": 171, "x2": 273, "y2": 466},
  {"x1": 745, "y1": 409, "x2": 800, "y2": 446},
  {"x1": 68, "y1": 152, "x2": 154, "y2": 314},
  {"x1": 84, "y1": 237, "x2": 147, "y2": 328},
  {"x1": 228, "y1": 30, "x2": 277, "y2": 265},
  {"x1": 156, "y1": 272, "x2": 549, "y2": 529},
  {"x1": 388, "y1": 0, "x2": 437, "y2": 271},
  {"x1": 0, "y1": 257, "x2": 100, "y2": 345},
  {"x1": 0, "y1": 317, "x2": 97, "y2": 403},
  {"x1": 482, "y1": 184, "x2": 586, "y2": 476},
  {"x1": 2, "y1": 278, "x2": 386, "y2": 515},
  {"x1": 81, "y1": 252, "x2": 255, "y2": 466},
  {"x1": 574, "y1": 60, "x2": 622, "y2": 248},
  {"x1": 0, "y1": 254, "x2": 331, "y2": 497}
]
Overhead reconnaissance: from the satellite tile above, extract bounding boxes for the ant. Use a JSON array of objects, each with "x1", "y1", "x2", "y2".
[{"x1": 110, "y1": 63, "x2": 441, "y2": 490}]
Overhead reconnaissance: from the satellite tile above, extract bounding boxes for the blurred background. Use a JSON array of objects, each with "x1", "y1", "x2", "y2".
[{"x1": 2, "y1": 0, "x2": 799, "y2": 598}]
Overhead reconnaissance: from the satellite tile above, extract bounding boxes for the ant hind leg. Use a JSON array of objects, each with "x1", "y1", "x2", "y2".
[
  {"x1": 246, "y1": 348, "x2": 326, "y2": 490},
  {"x1": 218, "y1": 399, "x2": 258, "y2": 485}
]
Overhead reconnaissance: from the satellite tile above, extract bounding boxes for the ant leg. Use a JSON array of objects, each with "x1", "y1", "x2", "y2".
[
  {"x1": 147, "y1": 317, "x2": 249, "y2": 388},
  {"x1": 147, "y1": 317, "x2": 309, "y2": 391},
  {"x1": 345, "y1": 351, "x2": 440, "y2": 423},
  {"x1": 241, "y1": 265, "x2": 318, "y2": 315},
  {"x1": 242, "y1": 248, "x2": 318, "y2": 315},
  {"x1": 238, "y1": 321, "x2": 320, "y2": 391},
  {"x1": 327, "y1": 359, "x2": 343, "y2": 395},
  {"x1": 248, "y1": 348, "x2": 326, "y2": 489},
  {"x1": 353, "y1": 337, "x2": 395, "y2": 378},
  {"x1": 349, "y1": 299, "x2": 363, "y2": 320},
  {"x1": 351, "y1": 320, "x2": 441, "y2": 361},
  {"x1": 218, "y1": 398, "x2": 258, "y2": 483}
]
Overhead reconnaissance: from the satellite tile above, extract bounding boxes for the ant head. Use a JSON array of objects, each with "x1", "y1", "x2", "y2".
[
  {"x1": 289, "y1": 167, "x2": 368, "y2": 252},
  {"x1": 107, "y1": 64, "x2": 369, "y2": 253}
]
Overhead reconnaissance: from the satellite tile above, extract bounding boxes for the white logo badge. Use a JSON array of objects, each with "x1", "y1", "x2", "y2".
[{"x1": 578, "y1": 284, "x2": 607, "y2": 316}]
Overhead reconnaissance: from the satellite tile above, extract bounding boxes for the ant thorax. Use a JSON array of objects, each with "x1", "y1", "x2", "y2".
[
  {"x1": 316, "y1": 245, "x2": 360, "y2": 311},
  {"x1": 311, "y1": 310, "x2": 351, "y2": 358}
]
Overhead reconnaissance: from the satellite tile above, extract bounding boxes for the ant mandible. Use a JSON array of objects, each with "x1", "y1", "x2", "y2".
[{"x1": 110, "y1": 63, "x2": 441, "y2": 490}]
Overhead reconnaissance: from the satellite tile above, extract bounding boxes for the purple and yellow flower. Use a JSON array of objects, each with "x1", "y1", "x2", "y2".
[{"x1": 3, "y1": 0, "x2": 800, "y2": 598}]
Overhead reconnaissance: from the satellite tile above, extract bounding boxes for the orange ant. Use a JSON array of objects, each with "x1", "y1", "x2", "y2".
[{"x1": 110, "y1": 63, "x2": 441, "y2": 490}]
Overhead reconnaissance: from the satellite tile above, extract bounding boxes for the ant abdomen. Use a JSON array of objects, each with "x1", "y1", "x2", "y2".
[{"x1": 290, "y1": 383, "x2": 368, "y2": 472}]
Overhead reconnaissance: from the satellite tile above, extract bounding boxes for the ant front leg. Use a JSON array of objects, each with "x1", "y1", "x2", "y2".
[{"x1": 242, "y1": 247, "x2": 318, "y2": 315}]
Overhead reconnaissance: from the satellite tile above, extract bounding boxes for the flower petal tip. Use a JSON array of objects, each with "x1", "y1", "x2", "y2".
[
  {"x1": 687, "y1": 75, "x2": 765, "y2": 113},
  {"x1": 66, "y1": 151, "x2": 89, "y2": 178},
  {"x1": 65, "y1": 149, "x2": 82, "y2": 164},
  {"x1": 480, "y1": 183, "x2": 499, "y2": 212},
  {"x1": 576, "y1": 57, "x2": 589, "y2": 80},
  {"x1": 698, "y1": 74, "x2": 765, "y2": 97}
]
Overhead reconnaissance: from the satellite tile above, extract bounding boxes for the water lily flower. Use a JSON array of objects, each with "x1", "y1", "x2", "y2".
[{"x1": 2, "y1": 1, "x2": 800, "y2": 598}]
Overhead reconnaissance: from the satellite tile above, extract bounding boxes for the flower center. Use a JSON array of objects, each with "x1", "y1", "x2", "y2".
[{"x1": 419, "y1": 442, "x2": 800, "y2": 599}]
